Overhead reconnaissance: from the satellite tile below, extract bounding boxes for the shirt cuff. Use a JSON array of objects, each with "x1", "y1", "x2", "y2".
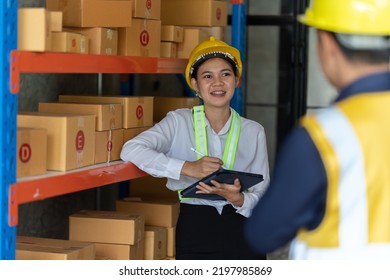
[{"x1": 166, "y1": 158, "x2": 185, "y2": 180}]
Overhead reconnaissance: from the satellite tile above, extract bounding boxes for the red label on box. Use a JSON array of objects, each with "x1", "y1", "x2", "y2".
[
  {"x1": 75, "y1": 130, "x2": 85, "y2": 152},
  {"x1": 146, "y1": 0, "x2": 152, "y2": 10},
  {"x1": 107, "y1": 140, "x2": 113, "y2": 152},
  {"x1": 19, "y1": 143, "x2": 32, "y2": 163},
  {"x1": 216, "y1": 8, "x2": 221, "y2": 20},
  {"x1": 136, "y1": 105, "x2": 144, "y2": 119},
  {"x1": 140, "y1": 30, "x2": 149, "y2": 46}
]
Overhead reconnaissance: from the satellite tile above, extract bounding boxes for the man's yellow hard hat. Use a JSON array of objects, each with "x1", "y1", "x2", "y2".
[
  {"x1": 185, "y1": 36, "x2": 242, "y2": 91},
  {"x1": 298, "y1": 0, "x2": 390, "y2": 35}
]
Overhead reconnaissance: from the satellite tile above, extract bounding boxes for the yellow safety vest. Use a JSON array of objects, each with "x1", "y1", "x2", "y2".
[
  {"x1": 178, "y1": 105, "x2": 241, "y2": 200},
  {"x1": 291, "y1": 92, "x2": 390, "y2": 259}
]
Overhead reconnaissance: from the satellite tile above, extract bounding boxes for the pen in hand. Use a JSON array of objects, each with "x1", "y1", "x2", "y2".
[{"x1": 190, "y1": 147, "x2": 205, "y2": 157}]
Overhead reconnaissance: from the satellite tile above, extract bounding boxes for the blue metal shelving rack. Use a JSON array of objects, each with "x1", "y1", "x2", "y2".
[
  {"x1": 0, "y1": 0, "x2": 247, "y2": 259},
  {"x1": 0, "y1": 1, "x2": 18, "y2": 260},
  {"x1": 230, "y1": 0, "x2": 247, "y2": 116}
]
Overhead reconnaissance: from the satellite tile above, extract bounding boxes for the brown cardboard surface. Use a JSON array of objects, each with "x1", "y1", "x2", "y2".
[
  {"x1": 133, "y1": 0, "x2": 161, "y2": 20},
  {"x1": 94, "y1": 240, "x2": 144, "y2": 260},
  {"x1": 64, "y1": 27, "x2": 118, "y2": 55},
  {"x1": 38, "y1": 102, "x2": 123, "y2": 131},
  {"x1": 118, "y1": 19, "x2": 161, "y2": 57},
  {"x1": 161, "y1": 25, "x2": 184, "y2": 43},
  {"x1": 95, "y1": 129, "x2": 124, "y2": 164},
  {"x1": 17, "y1": 112, "x2": 95, "y2": 171},
  {"x1": 177, "y1": 28, "x2": 209, "y2": 59},
  {"x1": 161, "y1": 0, "x2": 227, "y2": 27},
  {"x1": 51, "y1": 31, "x2": 89, "y2": 54},
  {"x1": 18, "y1": 8, "x2": 51, "y2": 51},
  {"x1": 116, "y1": 198, "x2": 180, "y2": 227},
  {"x1": 69, "y1": 210, "x2": 145, "y2": 245},
  {"x1": 58, "y1": 95, "x2": 154, "y2": 128},
  {"x1": 153, "y1": 96, "x2": 200, "y2": 123},
  {"x1": 16, "y1": 127, "x2": 47, "y2": 178},
  {"x1": 160, "y1": 41, "x2": 177, "y2": 58},
  {"x1": 16, "y1": 236, "x2": 95, "y2": 260},
  {"x1": 144, "y1": 225, "x2": 167, "y2": 260},
  {"x1": 46, "y1": 0, "x2": 133, "y2": 28}
]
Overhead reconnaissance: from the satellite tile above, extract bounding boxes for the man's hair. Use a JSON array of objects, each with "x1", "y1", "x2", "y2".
[{"x1": 329, "y1": 32, "x2": 390, "y2": 65}]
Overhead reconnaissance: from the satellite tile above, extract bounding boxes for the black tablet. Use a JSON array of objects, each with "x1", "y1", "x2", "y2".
[{"x1": 180, "y1": 168, "x2": 264, "y2": 200}]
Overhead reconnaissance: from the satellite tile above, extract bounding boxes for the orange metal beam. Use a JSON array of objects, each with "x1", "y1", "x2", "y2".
[
  {"x1": 9, "y1": 161, "x2": 147, "y2": 226},
  {"x1": 10, "y1": 51, "x2": 188, "y2": 93},
  {"x1": 231, "y1": 0, "x2": 244, "y2": 4}
]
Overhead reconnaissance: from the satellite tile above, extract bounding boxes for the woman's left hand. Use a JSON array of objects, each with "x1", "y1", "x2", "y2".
[{"x1": 196, "y1": 178, "x2": 244, "y2": 207}]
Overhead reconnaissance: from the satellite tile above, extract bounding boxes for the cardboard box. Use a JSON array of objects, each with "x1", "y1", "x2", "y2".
[
  {"x1": 69, "y1": 210, "x2": 145, "y2": 245},
  {"x1": 129, "y1": 175, "x2": 179, "y2": 201},
  {"x1": 153, "y1": 96, "x2": 200, "y2": 123},
  {"x1": 64, "y1": 27, "x2": 118, "y2": 55},
  {"x1": 133, "y1": 0, "x2": 161, "y2": 20},
  {"x1": 38, "y1": 102, "x2": 123, "y2": 131},
  {"x1": 17, "y1": 112, "x2": 95, "y2": 171},
  {"x1": 166, "y1": 226, "x2": 175, "y2": 257},
  {"x1": 123, "y1": 126, "x2": 151, "y2": 142},
  {"x1": 46, "y1": 0, "x2": 133, "y2": 27},
  {"x1": 17, "y1": 127, "x2": 47, "y2": 178},
  {"x1": 95, "y1": 240, "x2": 144, "y2": 260},
  {"x1": 16, "y1": 236, "x2": 95, "y2": 260},
  {"x1": 51, "y1": 31, "x2": 89, "y2": 54},
  {"x1": 144, "y1": 226, "x2": 167, "y2": 260},
  {"x1": 58, "y1": 95, "x2": 154, "y2": 129},
  {"x1": 161, "y1": 0, "x2": 227, "y2": 27},
  {"x1": 161, "y1": 25, "x2": 184, "y2": 43},
  {"x1": 49, "y1": 11, "x2": 63, "y2": 32},
  {"x1": 118, "y1": 19, "x2": 161, "y2": 57},
  {"x1": 95, "y1": 129, "x2": 124, "y2": 164},
  {"x1": 18, "y1": 8, "x2": 51, "y2": 51},
  {"x1": 160, "y1": 41, "x2": 177, "y2": 58},
  {"x1": 116, "y1": 198, "x2": 180, "y2": 227},
  {"x1": 177, "y1": 28, "x2": 209, "y2": 59}
]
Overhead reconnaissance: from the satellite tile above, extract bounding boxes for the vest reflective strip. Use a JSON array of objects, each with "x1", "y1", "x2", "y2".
[
  {"x1": 193, "y1": 105, "x2": 208, "y2": 158},
  {"x1": 223, "y1": 110, "x2": 240, "y2": 169},
  {"x1": 291, "y1": 106, "x2": 367, "y2": 259},
  {"x1": 194, "y1": 105, "x2": 240, "y2": 170}
]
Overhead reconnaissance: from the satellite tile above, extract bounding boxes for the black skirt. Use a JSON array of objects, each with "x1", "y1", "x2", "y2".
[{"x1": 175, "y1": 203, "x2": 266, "y2": 260}]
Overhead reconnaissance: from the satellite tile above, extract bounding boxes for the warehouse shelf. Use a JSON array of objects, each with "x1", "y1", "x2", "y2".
[
  {"x1": 10, "y1": 50, "x2": 188, "y2": 93},
  {"x1": 9, "y1": 161, "x2": 147, "y2": 226},
  {"x1": 1, "y1": 0, "x2": 246, "y2": 260}
]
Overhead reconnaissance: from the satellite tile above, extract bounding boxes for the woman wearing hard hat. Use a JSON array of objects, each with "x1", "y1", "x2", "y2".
[
  {"x1": 245, "y1": 0, "x2": 390, "y2": 259},
  {"x1": 121, "y1": 37, "x2": 270, "y2": 260}
]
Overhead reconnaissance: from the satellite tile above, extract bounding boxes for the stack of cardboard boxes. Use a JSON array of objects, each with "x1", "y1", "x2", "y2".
[
  {"x1": 18, "y1": 0, "x2": 228, "y2": 58},
  {"x1": 160, "y1": 0, "x2": 228, "y2": 58}
]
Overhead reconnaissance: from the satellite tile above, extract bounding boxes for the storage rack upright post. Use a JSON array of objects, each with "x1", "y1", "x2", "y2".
[{"x1": 0, "y1": 0, "x2": 247, "y2": 259}]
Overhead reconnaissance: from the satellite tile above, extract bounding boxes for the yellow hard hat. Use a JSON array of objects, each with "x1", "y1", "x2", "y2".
[
  {"x1": 298, "y1": 0, "x2": 390, "y2": 35},
  {"x1": 185, "y1": 36, "x2": 242, "y2": 91}
]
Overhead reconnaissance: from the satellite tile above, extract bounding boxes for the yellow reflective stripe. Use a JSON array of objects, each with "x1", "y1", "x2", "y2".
[
  {"x1": 194, "y1": 105, "x2": 208, "y2": 158},
  {"x1": 223, "y1": 109, "x2": 241, "y2": 169}
]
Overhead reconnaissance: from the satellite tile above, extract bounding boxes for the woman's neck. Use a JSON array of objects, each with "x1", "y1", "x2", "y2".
[{"x1": 204, "y1": 106, "x2": 231, "y2": 133}]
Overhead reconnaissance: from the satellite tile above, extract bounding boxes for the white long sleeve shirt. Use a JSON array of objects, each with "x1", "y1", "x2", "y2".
[{"x1": 120, "y1": 108, "x2": 270, "y2": 217}]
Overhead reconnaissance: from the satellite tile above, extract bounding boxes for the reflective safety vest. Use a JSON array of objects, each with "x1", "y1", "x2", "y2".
[
  {"x1": 178, "y1": 105, "x2": 241, "y2": 200},
  {"x1": 290, "y1": 93, "x2": 390, "y2": 259}
]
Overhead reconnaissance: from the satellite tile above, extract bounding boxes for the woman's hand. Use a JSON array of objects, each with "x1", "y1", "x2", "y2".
[
  {"x1": 196, "y1": 178, "x2": 244, "y2": 207},
  {"x1": 181, "y1": 156, "x2": 223, "y2": 178}
]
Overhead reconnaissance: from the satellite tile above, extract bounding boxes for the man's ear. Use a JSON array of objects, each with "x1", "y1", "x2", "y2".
[{"x1": 318, "y1": 30, "x2": 339, "y2": 58}]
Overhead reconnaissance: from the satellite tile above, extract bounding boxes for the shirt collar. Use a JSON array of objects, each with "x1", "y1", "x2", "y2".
[
  {"x1": 204, "y1": 108, "x2": 234, "y2": 135},
  {"x1": 336, "y1": 71, "x2": 390, "y2": 102}
]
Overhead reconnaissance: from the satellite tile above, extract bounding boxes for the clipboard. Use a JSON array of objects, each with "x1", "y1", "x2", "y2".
[{"x1": 180, "y1": 168, "x2": 264, "y2": 201}]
